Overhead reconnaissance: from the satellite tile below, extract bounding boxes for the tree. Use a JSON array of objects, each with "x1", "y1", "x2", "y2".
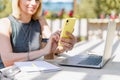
[
  {"x1": 75, "y1": 0, "x2": 120, "y2": 18},
  {"x1": 76, "y1": 0, "x2": 98, "y2": 18},
  {"x1": 0, "y1": 0, "x2": 12, "y2": 18},
  {"x1": 97, "y1": 0, "x2": 120, "y2": 16}
]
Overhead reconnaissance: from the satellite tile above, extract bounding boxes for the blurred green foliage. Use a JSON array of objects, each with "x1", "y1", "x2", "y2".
[
  {"x1": 0, "y1": 0, "x2": 12, "y2": 18},
  {"x1": 97, "y1": 0, "x2": 120, "y2": 15},
  {"x1": 75, "y1": 0, "x2": 98, "y2": 18},
  {"x1": 44, "y1": 12, "x2": 67, "y2": 20},
  {"x1": 75, "y1": 0, "x2": 120, "y2": 18}
]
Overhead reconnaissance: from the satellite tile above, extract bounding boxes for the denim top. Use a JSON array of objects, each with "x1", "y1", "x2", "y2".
[{"x1": 0, "y1": 15, "x2": 41, "y2": 69}]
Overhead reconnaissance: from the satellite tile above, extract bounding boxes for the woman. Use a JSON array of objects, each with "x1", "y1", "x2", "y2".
[{"x1": 0, "y1": 0, "x2": 76, "y2": 68}]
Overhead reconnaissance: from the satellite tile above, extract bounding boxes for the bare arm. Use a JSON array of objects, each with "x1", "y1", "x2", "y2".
[
  {"x1": 0, "y1": 18, "x2": 50, "y2": 67},
  {"x1": 38, "y1": 16, "x2": 77, "y2": 56},
  {"x1": 39, "y1": 16, "x2": 52, "y2": 38}
]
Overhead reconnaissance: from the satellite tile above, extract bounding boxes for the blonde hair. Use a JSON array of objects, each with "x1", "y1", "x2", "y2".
[{"x1": 12, "y1": 0, "x2": 42, "y2": 20}]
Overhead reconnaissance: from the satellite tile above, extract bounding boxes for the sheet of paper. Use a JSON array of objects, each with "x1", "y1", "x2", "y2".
[{"x1": 14, "y1": 61, "x2": 61, "y2": 72}]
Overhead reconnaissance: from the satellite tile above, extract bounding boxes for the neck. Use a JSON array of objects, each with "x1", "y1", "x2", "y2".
[{"x1": 18, "y1": 13, "x2": 32, "y2": 23}]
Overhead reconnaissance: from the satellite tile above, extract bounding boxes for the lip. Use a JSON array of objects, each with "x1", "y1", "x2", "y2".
[
  {"x1": 28, "y1": 7, "x2": 35, "y2": 9},
  {"x1": 27, "y1": 7, "x2": 36, "y2": 11}
]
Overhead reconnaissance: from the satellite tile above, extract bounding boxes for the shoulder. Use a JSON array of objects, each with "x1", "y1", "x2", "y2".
[
  {"x1": 38, "y1": 16, "x2": 48, "y2": 26},
  {"x1": 38, "y1": 16, "x2": 51, "y2": 38},
  {"x1": 0, "y1": 17, "x2": 11, "y2": 35},
  {"x1": 38, "y1": 16, "x2": 45, "y2": 21},
  {"x1": 0, "y1": 17, "x2": 10, "y2": 27},
  {"x1": 0, "y1": 17, "x2": 10, "y2": 24}
]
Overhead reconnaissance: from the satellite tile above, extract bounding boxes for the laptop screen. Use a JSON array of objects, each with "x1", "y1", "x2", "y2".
[{"x1": 102, "y1": 21, "x2": 116, "y2": 65}]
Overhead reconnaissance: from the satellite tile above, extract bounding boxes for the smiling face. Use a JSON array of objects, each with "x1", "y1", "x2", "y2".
[{"x1": 19, "y1": 0, "x2": 40, "y2": 16}]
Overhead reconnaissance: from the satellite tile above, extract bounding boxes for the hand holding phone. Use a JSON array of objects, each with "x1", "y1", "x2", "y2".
[{"x1": 58, "y1": 18, "x2": 76, "y2": 47}]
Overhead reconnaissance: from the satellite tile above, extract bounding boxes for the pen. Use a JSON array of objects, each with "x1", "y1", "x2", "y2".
[{"x1": 32, "y1": 63, "x2": 37, "y2": 67}]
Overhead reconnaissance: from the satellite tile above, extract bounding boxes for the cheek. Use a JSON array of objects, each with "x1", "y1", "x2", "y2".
[
  {"x1": 19, "y1": 2, "x2": 27, "y2": 11},
  {"x1": 20, "y1": 6, "x2": 26, "y2": 12}
]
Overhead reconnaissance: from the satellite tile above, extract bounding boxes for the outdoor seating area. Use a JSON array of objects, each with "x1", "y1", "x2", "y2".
[
  {"x1": 1, "y1": 0, "x2": 120, "y2": 80},
  {"x1": 1, "y1": 38, "x2": 120, "y2": 80}
]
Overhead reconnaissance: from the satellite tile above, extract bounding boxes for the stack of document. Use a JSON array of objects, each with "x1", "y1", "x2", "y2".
[{"x1": 14, "y1": 61, "x2": 61, "y2": 72}]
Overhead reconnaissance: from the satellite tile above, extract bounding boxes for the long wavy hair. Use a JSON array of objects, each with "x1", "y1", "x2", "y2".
[{"x1": 11, "y1": 0, "x2": 42, "y2": 20}]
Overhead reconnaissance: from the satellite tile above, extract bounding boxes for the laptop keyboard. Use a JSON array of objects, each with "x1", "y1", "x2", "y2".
[{"x1": 78, "y1": 54, "x2": 102, "y2": 65}]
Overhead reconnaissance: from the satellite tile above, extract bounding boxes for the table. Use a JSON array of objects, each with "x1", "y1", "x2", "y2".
[{"x1": 1, "y1": 39, "x2": 120, "y2": 80}]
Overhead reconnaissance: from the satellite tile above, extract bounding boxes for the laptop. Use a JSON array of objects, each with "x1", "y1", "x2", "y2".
[{"x1": 59, "y1": 21, "x2": 116, "y2": 69}]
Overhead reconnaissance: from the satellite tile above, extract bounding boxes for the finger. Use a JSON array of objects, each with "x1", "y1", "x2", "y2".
[
  {"x1": 66, "y1": 32, "x2": 77, "y2": 43},
  {"x1": 61, "y1": 38, "x2": 73, "y2": 44},
  {"x1": 66, "y1": 32, "x2": 74, "y2": 39},
  {"x1": 60, "y1": 42, "x2": 73, "y2": 50},
  {"x1": 52, "y1": 31, "x2": 61, "y2": 41},
  {"x1": 66, "y1": 32, "x2": 76, "y2": 43},
  {"x1": 60, "y1": 37, "x2": 76, "y2": 47}
]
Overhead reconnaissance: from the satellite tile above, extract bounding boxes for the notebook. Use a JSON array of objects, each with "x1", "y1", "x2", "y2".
[
  {"x1": 14, "y1": 61, "x2": 61, "y2": 72},
  {"x1": 59, "y1": 21, "x2": 116, "y2": 69}
]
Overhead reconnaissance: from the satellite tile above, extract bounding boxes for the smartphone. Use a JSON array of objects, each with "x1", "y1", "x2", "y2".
[{"x1": 58, "y1": 18, "x2": 76, "y2": 46}]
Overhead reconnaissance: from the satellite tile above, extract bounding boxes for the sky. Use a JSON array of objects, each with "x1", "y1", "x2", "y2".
[{"x1": 43, "y1": 0, "x2": 73, "y2": 3}]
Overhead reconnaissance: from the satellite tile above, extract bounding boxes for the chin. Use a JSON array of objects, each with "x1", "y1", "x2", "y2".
[
  {"x1": 27, "y1": 9, "x2": 36, "y2": 14},
  {"x1": 28, "y1": 12, "x2": 35, "y2": 15}
]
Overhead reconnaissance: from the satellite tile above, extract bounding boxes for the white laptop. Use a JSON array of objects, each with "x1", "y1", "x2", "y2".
[{"x1": 59, "y1": 21, "x2": 116, "y2": 69}]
